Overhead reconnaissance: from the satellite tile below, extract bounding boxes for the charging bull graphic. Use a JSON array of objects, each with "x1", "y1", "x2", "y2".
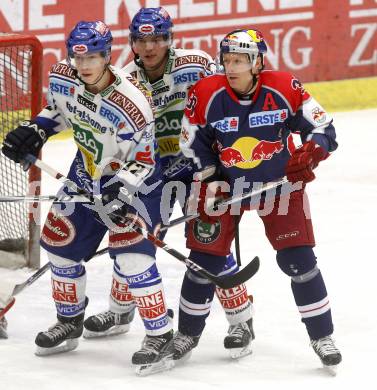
[{"x1": 216, "y1": 135, "x2": 295, "y2": 169}]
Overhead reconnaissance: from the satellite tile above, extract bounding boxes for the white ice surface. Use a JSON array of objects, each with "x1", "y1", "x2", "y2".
[{"x1": 1, "y1": 109, "x2": 376, "y2": 390}]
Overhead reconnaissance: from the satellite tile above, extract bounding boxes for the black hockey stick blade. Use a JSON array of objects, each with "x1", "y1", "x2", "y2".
[
  {"x1": 209, "y1": 256, "x2": 260, "y2": 289},
  {"x1": 0, "y1": 297, "x2": 16, "y2": 319}
]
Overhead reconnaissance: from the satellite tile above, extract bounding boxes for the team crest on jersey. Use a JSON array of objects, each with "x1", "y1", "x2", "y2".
[
  {"x1": 211, "y1": 117, "x2": 239, "y2": 133},
  {"x1": 109, "y1": 214, "x2": 147, "y2": 248},
  {"x1": 193, "y1": 220, "x2": 221, "y2": 244},
  {"x1": 311, "y1": 107, "x2": 326, "y2": 124},
  {"x1": 291, "y1": 78, "x2": 306, "y2": 95},
  {"x1": 41, "y1": 211, "x2": 76, "y2": 247}
]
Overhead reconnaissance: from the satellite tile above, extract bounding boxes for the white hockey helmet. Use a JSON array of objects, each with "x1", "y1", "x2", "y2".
[{"x1": 219, "y1": 29, "x2": 267, "y2": 68}]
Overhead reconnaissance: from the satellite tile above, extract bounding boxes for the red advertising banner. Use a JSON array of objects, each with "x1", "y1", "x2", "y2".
[{"x1": 0, "y1": 0, "x2": 376, "y2": 92}]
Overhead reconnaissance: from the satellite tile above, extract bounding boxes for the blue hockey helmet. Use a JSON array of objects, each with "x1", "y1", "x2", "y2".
[
  {"x1": 129, "y1": 7, "x2": 173, "y2": 42},
  {"x1": 220, "y1": 29, "x2": 267, "y2": 68},
  {"x1": 66, "y1": 21, "x2": 113, "y2": 58}
]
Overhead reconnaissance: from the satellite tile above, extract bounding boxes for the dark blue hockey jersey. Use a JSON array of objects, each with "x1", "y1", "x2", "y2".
[{"x1": 180, "y1": 71, "x2": 337, "y2": 190}]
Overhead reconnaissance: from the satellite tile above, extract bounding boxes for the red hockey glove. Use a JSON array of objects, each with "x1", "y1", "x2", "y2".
[{"x1": 286, "y1": 140, "x2": 329, "y2": 183}]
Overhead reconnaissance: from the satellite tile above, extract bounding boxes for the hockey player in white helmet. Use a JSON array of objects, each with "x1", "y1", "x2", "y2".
[
  {"x1": 83, "y1": 7, "x2": 256, "y2": 365},
  {"x1": 180, "y1": 28, "x2": 342, "y2": 372}
]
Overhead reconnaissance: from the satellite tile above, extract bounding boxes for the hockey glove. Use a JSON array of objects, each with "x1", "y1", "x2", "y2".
[
  {"x1": 1, "y1": 120, "x2": 48, "y2": 166},
  {"x1": 286, "y1": 140, "x2": 329, "y2": 183},
  {"x1": 100, "y1": 161, "x2": 153, "y2": 225}
]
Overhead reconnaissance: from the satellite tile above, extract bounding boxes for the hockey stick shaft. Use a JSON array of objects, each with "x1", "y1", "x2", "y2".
[
  {"x1": 25, "y1": 154, "x2": 259, "y2": 289},
  {"x1": 0, "y1": 246, "x2": 110, "y2": 319},
  {"x1": 160, "y1": 177, "x2": 288, "y2": 231},
  {"x1": 0, "y1": 194, "x2": 93, "y2": 203}
]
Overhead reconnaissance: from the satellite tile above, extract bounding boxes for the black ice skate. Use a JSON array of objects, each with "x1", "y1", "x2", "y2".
[
  {"x1": 0, "y1": 316, "x2": 8, "y2": 339},
  {"x1": 83, "y1": 307, "x2": 135, "y2": 338},
  {"x1": 224, "y1": 317, "x2": 255, "y2": 359},
  {"x1": 311, "y1": 335, "x2": 342, "y2": 374},
  {"x1": 132, "y1": 330, "x2": 174, "y2": 376},
  {"x1": 35, "y1": 313, "x2": 84, "y2": 356},
  {"x1": 167, "y1": 331, "x2": 200, "y2": 364}
]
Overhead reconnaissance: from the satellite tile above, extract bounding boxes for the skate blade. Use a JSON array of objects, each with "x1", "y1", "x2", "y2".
[
  {"x1": 0, "y1": 327, "x2": 8, "y2": 339},
  {"x1": 228, "y1": 344, "x2": 253, "y2": 359},
  {"x1": 322, "y1": 364, "x2": 338, "y2": 376},
  {"x1": 35, "y1": 338, "x2": 79, "y2": 356},
  {"x1": 83, "y1": 324, "x2": 130, "y2": 339},
  {"x1": 134, "y1": 356, "x2": 175, "y2": 376}
]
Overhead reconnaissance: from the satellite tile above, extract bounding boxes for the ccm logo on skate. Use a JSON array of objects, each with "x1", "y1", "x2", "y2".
[{"x1": 276, "y1": 230, "x2": 299, "y2": 241}]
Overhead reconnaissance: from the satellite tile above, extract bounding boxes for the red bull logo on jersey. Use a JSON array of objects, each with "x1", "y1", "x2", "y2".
[
  {"x1": 217, "y1": 136, "x2": 288, "y2": 169},
  {"x1": 249, "y1": 109, "x2": 288, "y2": 128},
  {"x1": 211, "y1": 117, "x2": 239, "y2": 133}
]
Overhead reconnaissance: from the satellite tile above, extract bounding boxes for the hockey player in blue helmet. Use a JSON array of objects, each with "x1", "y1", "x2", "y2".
[
  {"x1": 2, "y1": 19, "x2": 174, "y2": 375},
  {"x1": 66, "y1": 20, "x2": 113, "y2": 91},
  {"x1": 129, "y1": 7, "x2": 173, "y2": 78},
  {"x1": 83, "y1": 7, "x2": 258, "y2": 370}
]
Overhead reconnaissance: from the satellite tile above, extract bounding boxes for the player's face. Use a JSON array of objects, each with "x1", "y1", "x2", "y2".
[
  {"x1": 223, "y1": 53, "x2": 255, "y2": 95},
  {"x1": 132, "y1": 36, "x2": 169, "y2": 71},
  {"x1": 72, "y1": 53, "x2": 107, "y2": 84}
]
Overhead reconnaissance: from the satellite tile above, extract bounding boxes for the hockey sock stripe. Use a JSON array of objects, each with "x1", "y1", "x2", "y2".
[
  {"x1": 297, "y1": 296, "x2": 330, "y2": 319},
  {"x1": 179, "y1": 296, "x2": 212, "y2": 316}
]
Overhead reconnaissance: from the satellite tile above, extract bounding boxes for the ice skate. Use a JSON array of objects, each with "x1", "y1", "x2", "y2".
[
  {"x1": 0, "y1": 316, "x2": 8, "y2": 339},
  {"x1": 311, "y1": 335, "x2": 342, "y2": 375},
  {"x1": 224, "y1": 318, "x2": 255, "y2": 359},
  {"x1": 132, "y1": 330, "x2": 174, "y2": 376},
  {"x1": 83, "y1": 307, "x2": 135, "y2": 338},
  {"x1": 166, "y1": 331, "x2": 200, "y2": 365},
  {"x1": 35, "y1": 314, "x2": 84, "y2": 356}
]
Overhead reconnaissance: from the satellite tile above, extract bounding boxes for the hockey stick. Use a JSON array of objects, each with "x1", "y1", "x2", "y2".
[
  {"x1": 0, "y1": 194, "x2": 93, "y2": 203},
  {"x1": 160, "y1": 177, "x2": 288, "y2": 232},
  {"x1": 24, "y1": 153, "x2": 260, "y2": 289},
  {"x1": 0, "y1": 246, "x2": 110, "y2": 319}
]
